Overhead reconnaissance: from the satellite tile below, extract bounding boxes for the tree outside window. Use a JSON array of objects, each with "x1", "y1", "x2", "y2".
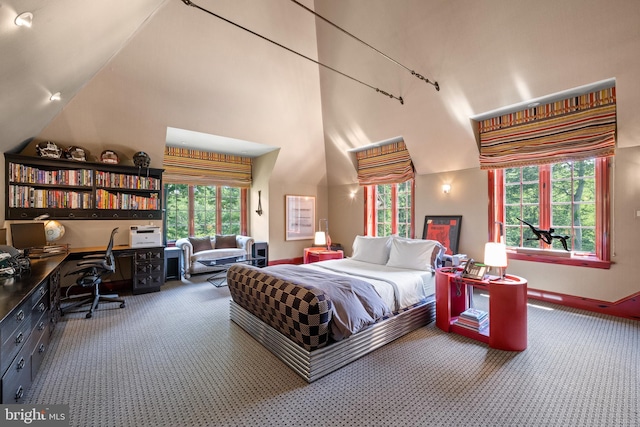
[
  {"x1": 491, "y1": 157, "x2": 610, "y2": 267},
  {"x1": 366, "y1": 180, "x2": 414, "y2": 238},
  {"x1": 164, "y1": 183, "x2": 245, "y2": 242}
]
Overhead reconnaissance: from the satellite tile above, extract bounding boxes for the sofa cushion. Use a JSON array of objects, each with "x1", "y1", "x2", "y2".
[
  {"x1": 215, "y1": 234, "x2": 237, "y2": 249},
  {"x1": 189, "y1": 236, "x2": 213, "y2": 253}
]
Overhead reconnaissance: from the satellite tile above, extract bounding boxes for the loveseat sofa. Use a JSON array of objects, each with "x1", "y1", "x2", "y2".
[{"x1": 176, "y1": 235, "x2": 254, "y2": 278}]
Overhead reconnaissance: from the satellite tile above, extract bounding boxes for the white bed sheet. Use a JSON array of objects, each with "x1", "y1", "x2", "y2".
[{"x1": 300, "y1": 258, "x2": 435, "y2": 312}]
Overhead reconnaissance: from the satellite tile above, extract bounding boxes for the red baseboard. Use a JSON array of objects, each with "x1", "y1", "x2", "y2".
[{"x1": 527, "y1": 288, "x2": 640, "y2": 321}]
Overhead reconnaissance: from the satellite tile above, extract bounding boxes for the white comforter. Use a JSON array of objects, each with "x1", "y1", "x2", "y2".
[{"x1": 300, "y1": 258, "x2": 433, "y2": 312}]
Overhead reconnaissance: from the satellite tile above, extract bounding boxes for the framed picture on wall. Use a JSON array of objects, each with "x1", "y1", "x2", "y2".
[
  {"x1": 285, "y1": 195, "x2": 315, "y2": 241},
  {"x1": 422, "y1": 215, "x2": 462, "y2": 255}
]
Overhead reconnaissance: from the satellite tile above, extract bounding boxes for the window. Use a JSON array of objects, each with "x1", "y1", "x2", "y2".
[
  {"x1": 489, "y1": 157, "x2": 611, "y2": 268},
  {"x1": 365, "y1": 180, "x2": 414, "y2": 237},
  {"x1": 164, "y1": 183, "x2": 246, "y2": 242}
]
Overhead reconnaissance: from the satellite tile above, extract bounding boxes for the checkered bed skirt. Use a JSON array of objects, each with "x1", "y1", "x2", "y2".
[{"x1": 227, "y1": 264, "x2": 332, "y2": 351}]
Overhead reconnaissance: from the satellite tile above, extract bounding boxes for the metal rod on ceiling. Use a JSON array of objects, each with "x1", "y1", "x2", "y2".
[
  {"x1": 180, "y1": 0, "x2": 404, "y2": 105},
  {"x1": 289, "y1": 0, "x2": 439, "y2": 92}
]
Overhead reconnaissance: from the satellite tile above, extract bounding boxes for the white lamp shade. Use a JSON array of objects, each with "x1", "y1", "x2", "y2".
[
  {"x1": 314, "y1": 231, "x2": 327, "y2": 246},
  {"x1": 484, "y1": 242, "x2": 508, "y2": 267}
]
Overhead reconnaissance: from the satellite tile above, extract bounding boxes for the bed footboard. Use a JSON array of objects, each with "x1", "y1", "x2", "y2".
[{"x1": 227, "y1": 264, "x2": 332, "y2": 351}]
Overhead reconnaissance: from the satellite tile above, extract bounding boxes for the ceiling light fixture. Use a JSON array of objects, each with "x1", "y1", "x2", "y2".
[
  {"x1": 15, "y1": 12, "x2": 33, "y2": 28},
  {"x1": 50, "y1": 92, "x2": 61, "y2": 101}
]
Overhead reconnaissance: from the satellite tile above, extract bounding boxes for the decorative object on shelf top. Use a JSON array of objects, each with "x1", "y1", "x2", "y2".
[
  {"x1": 64, "y1": 145, "x2": 87, "y2": 161},
  {"x1": 133, "y1": 151, "x2": 151, "y2": 168},
  {"x1": 100, "y1": 150, "x2": 119, "y2": 164},
  {"x1": 36, "y1": 141, "x2": 63, "y2": 158}
]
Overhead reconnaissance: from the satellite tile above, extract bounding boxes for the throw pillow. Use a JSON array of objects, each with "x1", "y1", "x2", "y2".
[
  {"x1": 386, "y1": 237, "x2": 444, "y2": 271},
  {"x1": 351, "y1": 235, "x2": 392, "y2": 265},
  {"x1": 189, "y1": 236, "x2": 213, "y2": 253},
  {"x1": 215, "y1": 234, "x2": 237, "y2": 249}
]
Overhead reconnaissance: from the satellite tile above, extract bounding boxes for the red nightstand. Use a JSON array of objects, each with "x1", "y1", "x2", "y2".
[
  {"x1": 435, "y1": 267, "x2": 528, "y2": 351},
  {"x1": 303, "y1": 248, "x2": 344, "y2": 264}
]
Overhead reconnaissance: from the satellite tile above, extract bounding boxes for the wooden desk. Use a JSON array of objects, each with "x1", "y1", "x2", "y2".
[
  {"x1": 0, "y1": 255, "x2": 63, "y2": 403},
  {"x1": 69, "y1": 245, "x2": 164, "y2": 295}
]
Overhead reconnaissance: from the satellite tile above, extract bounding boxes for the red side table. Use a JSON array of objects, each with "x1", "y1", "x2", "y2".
[
  {"x1": 303, "y1": 248, "x2": 344, "y2": 264},
  {"x1": 435, "y1": 267, "x2": 528, "y2": 351}
]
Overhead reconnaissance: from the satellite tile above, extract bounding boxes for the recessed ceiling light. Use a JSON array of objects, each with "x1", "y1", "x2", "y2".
[
  {"x1": 15, "y1": 12, "x2": 33, "y2": 28},
  {"x1": 50, "y1": 92, "x2": 61, "y2": 101}
]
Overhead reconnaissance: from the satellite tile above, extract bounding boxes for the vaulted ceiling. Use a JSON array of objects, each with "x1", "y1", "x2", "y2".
[{"x1": 2, "y1": 0, "x2": 639, "y2": 185}]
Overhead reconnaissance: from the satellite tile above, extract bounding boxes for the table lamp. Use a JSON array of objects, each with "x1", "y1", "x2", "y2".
[
  {"x1": 484, "y1": 242, "x2": 508, "y2": 279},
  {"x1": 314, "y1": 219, "x2": 331, "y2": 250}
]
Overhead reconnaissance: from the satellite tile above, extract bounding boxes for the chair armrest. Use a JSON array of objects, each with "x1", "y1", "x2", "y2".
[
  {"x1": 176, "y1": 238, "x2": 193, "y2": 260},
  {"x1": 236, "y1": 235, "x2": 254, "y2": 256}
]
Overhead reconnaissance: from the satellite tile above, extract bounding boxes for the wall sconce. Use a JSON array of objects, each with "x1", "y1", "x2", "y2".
[
  {"x1": 15, "y1": 12, "x2": 33, "y2": 28},
  {"x1": 49, "y1": 92, "x2": 61, "y2": 102},
  {"x1": 255, "y1": 190, "x2": 263, "y2": 216},
  {"x1": 442, "y1": 184, "x2": 451, "y2": 194}
]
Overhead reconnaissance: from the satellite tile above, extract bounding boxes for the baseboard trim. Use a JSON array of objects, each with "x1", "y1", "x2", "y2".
[{"x1": 527, "y1": 288, "x2": 640, "y2": 321}]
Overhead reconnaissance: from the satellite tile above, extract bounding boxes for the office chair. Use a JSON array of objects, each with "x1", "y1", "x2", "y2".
[{"x1": 61, "y1": 227, "x2": 126, "y2": 318}]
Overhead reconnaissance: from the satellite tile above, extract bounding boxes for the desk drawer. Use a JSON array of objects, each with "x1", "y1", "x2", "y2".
[
  {"x1": 1, "y1": 336, "x2": 33, "y2": 404},
  {"x1": 0, "y1": 311, "x2": 32, "y2": 376},
  {"x1": 31, "y1": 318, "x2": 50, "y2": 380}
]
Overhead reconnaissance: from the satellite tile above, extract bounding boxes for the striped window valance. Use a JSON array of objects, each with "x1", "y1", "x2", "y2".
[
  {"x1": 163, "y1": 147, "x2": 252, "y2": 187},
  {"x1": 478, "y1": 87, "x2": 616, "y2": 169},
  {"x1": 356, "y1": 140, "x2": 415, "y2": 185}
]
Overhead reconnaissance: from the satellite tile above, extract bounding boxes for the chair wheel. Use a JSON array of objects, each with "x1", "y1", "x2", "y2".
[
  {"x1": 86, "y1": 312, "x2": 92, "y2": 319},
  {"x1": 120, "y1": 303, "x2": 126, "y2": 308}
]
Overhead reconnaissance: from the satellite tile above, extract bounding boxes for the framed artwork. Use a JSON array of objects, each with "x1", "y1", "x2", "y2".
[
  {"x1": 285, "y1": 195, "x2": 315, "y2": 241},
  {"x1": 422, "y1": 215, "x2": 462, "y2": 255}
]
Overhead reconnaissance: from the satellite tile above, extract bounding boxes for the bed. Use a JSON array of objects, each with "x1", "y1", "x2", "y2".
[{"x1": 227, "y1": 235, "x2": 445, "y2": 382}]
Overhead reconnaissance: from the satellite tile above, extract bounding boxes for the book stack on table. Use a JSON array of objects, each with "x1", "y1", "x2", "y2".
[{"x1": 455, "y1": 308, "x2": 489, "y2": 332}]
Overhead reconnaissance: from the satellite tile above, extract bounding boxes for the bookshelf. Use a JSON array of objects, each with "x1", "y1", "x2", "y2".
[
  {"x1": 435, "y1": 268, "x2": 528, "y2": 351},
  {"x1": 5, "y1": 153, "x2": 163, "y2": 220}
]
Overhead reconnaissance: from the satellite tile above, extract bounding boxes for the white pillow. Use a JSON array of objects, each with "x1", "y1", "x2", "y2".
[
  {"x1": 386, "y1": 237, "x2": 442, "y2": 271},
  {"x1": 351, "y1": 235, "x2": 392, "y2": 265}
]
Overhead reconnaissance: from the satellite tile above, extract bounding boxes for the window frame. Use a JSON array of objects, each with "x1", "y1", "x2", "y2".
[
  {"x1": 488, "y1": 157, "x2": 611, "y2": 269},
  {"x1": 364, "y1": 179, "x2": 415, "y2": 238},
  {"x1": 164, "y1": 183, "x2": 248, "y2": 244}
]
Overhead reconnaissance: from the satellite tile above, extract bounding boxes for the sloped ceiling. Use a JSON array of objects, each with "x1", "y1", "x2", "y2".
[
  {"x1": 0, "y1": 0, "x2": 167, "y2": 151},
  {"x1": 1, "y1": 0, "x2": 640, "y2": 184}
]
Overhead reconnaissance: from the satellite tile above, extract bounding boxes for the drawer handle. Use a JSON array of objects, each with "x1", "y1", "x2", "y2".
[
  {"x1": 17, "y1": 357, "x2": 25, "y2": 371},
  {"x1": 16, "y1": 310, "x2": 25, "y2": 322},
  {"x1": 15, "y1": 332, "x2": 24, "y2": 344},
  {"x1": 15, "y1": 386, "x2": 24, "y2": 401},
  {"x1": 38, "y1": 321, "x2": 45, "y2": 331},
  {"x1": 38, "y1": 302, "x2": 46, "y2": 313},
  {"x1": 39, "y1": 343, "x2": 46, "y2": 354}
]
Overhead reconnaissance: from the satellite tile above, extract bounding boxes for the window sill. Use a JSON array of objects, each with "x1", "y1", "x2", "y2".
[{"x1": 509, "y1": 248, "x2": 611, "y2": 269}]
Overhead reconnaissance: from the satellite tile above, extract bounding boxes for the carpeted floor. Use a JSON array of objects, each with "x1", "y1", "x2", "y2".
[{"x1": 24, "y1": 276, "x2": 639, "y2": 427}]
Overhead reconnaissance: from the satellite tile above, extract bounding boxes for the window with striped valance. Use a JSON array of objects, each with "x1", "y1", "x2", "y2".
[
  {"x1": 477, "y1": 86, "x2": 616, "y2": 170},
  {"x1": 163, "y1": 147, "x2": 252, "y2": 187},
  {"x1": 356, "y1": 140, "x2": 415, "y2": 185}
]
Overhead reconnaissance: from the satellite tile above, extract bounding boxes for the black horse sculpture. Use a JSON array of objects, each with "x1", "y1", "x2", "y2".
[{"x1": 517, "y1": 218, "x2": 571, "y2": 251}]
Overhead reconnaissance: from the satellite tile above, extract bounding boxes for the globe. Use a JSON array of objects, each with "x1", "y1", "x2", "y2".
[{"x1": 44, "y1": 220, "x2": 66, "y2": 243}]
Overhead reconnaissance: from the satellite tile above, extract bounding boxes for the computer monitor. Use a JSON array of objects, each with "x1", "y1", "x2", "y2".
[{"x1": 10, "y1": 222, "x2": 47, "y2": 250}]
